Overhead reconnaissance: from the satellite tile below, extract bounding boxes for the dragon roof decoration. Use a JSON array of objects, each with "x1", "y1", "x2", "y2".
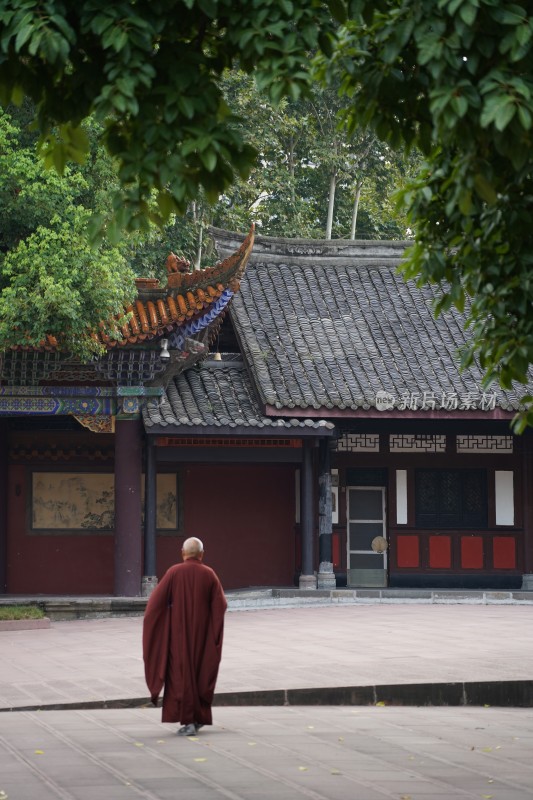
[{"x1": 99, "y1": 223, "x2": 255, "y2": 348}]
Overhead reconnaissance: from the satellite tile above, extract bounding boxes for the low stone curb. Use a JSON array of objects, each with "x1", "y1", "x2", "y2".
[
  {"x1": 2, "y1": 589, "x2": 533, "y2": 620},
  {"x1": 0, "y1": 617, "x2": 50, "y2": 631},
  {"x1": 1, "y1": 679, "x2": 532, "y2": 713}
]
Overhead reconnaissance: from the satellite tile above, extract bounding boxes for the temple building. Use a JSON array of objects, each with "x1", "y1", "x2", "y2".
[{"x1": 1, "y1": 227, "x2": 532, "y2": 596}]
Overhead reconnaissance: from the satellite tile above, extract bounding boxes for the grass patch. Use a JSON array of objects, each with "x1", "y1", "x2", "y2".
[{"x1": 0, "y1": 605, "x2": 45, "y2": 620}]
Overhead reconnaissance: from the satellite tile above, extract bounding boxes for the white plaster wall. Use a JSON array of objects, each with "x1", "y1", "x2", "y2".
[
  {"x1": 495, "y1": 470, "x2": 514, "y2": 526},
  {"x1": 396, "y1": 469, "x2": 408, "y2": 525}
]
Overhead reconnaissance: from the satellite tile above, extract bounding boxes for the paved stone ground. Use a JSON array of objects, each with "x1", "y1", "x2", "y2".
[
  {"x1": 1, "y1": 605, "x2": 533, "y2": 708},
  {"x1": 1, "y1": 706, "x2": 533, "y2": 800},
  {"x1": 1, "y1": 604, "x2": 533, "y2": 799}
]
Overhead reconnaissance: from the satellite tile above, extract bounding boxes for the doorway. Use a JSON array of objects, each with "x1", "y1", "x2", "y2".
[{"x1": 347, "y1": 486, "x2": 388, "y2": 587}]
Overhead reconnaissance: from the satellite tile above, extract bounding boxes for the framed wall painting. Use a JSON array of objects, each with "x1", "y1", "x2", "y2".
[{"x1": 30, "y1": 471, "x2": 179, "y2": 533}]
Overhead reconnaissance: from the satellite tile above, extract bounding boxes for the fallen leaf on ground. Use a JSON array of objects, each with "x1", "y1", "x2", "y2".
[
  {"x1": 298, "y1": 766, "x2": 308, "y2": 771},
  {"x1": 133, "y1": 742, "x2": 144, "y2": 747},
  {"x1": 194, "y1": 758, "x2": 207, "y2": 762},
  {"x1": 34, "y1": 750, "x2": 44, "y2": 755}
]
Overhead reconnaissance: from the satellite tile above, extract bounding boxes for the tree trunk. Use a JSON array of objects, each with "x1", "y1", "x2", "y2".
[
  {"x1": 350, "y1": 182, "x2": 363, "y2": 239},
  {"x1": 326, "y1": 172, "x2": 336, "y2": 240},
  {"x1": 194, "y1": 221, "x2": 203, "y2": 270},
  {"x1": 289, "y1": 135, "x2": 296, "y2": 205}
]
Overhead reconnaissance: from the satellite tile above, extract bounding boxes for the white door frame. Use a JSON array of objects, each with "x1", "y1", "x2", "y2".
[{"x1": 346, "y1": 485, "x2": 388, "y2": 586}]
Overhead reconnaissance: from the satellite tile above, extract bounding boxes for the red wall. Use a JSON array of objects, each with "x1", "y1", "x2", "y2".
[
  {"x1": 156, "y1": 463, "x2": 296, "y2": 590},
  {"x1": 7, "y1": 465, "x2": 115, "y2": 594},
  {"x1": 7, "y1": 462, "x2": 296, "y2": 594}
]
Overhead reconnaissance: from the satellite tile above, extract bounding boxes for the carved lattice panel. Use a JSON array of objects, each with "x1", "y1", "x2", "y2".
[
  {"x1": 390, "y1": 434, "x2": 446, "y2": 453},
  {"x1": 336, "y1": 434, "x2": 380, "y2": 452},
  {"x1": 456, "y1": 435, "x2": 513, "y2": 453}
]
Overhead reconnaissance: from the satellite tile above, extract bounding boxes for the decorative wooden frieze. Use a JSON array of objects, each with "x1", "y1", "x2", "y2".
[
  {"x1": 155, "y1": 437, "x2": 301, "y2": 448},
  {"x1": 336, "y1": 433, "x2": 380, "y2": 452},
  {"x1": 74, "y1": 415, "x2": 115, "y2": 434},
  {"x1": 9, "y1": 444, "x2": 114, "y2": 462},
  {"x1": 389, "y1": 434, "x2": 446, "y2": 453},
  {"x1": 456, "y1": 435, "x2": 513, "y2": 453},
  {"x1": 0, "y1": 396, "x2": 115, "y2": 416}
]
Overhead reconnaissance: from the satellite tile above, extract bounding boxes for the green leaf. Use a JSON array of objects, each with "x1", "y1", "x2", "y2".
[
  {"x1": 327, "y1": 0, "x2": 347, "y2": 24},
  {"x1": 458, "y1": 189, "x2": 472, "y2": 215},
  {"x1": 14, "y1": 23, "x2": 34, "y2": 51},
  {"x1": 156, "y1": 192, "x2": 176, "y2": 219},
  {"x1": 480, "y1": 95, "x2": 516, "y2": 130},
  {"x1": 474, "y1": 173, "x2": 498, "y2": 205},
  {"x1": 91, "y1": 14, "x2": 114, "y2": 36},
  {"x1": 494, "y1": 100, "x2": 516, "y2": 131},
  {"x1": 200, "y1": 149, "x2": 217, "y2": 172},
  {"x1": 459, "y1": 3, "x2": 477, "y2": 26},
  {"x1": 279, "y1": 0, "x2": 294, "y2": 15},
  {"x1": 517, "y1": 104, "x2": 532, "y2": 129}
]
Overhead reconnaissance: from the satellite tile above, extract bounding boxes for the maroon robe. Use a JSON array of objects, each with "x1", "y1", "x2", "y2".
[{"x1": 142, "y1": 558, "x2": 227, "y2": 725}]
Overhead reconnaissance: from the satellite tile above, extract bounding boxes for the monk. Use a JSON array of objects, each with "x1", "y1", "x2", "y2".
[{"x1": 142, "y1": 537, "x2": 227, "y2": 736}]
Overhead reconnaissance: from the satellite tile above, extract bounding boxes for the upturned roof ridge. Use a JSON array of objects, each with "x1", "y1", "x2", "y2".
[{"x1": 210, "y1": 227, "x2": 409, "y2": 267}]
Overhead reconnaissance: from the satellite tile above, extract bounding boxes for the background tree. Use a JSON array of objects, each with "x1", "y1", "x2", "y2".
[
  {"x1": 213, "y1": 69, "x2": 321, "y2": 238},
  {"x1": 0, "y1": 105, "x2": 135, "y2": 357},
  {"x1": 213, "y1": 69, "x2": 411, "y2": 239}
]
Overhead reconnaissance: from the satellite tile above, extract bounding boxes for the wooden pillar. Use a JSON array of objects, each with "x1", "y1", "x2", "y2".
[
  {"x1": 299, "y1": 438, "x2": 316, "y2": 589},
  {"x1": 142, "y1": 437, "x2": 158, "y2": 596},
  {"x1": 114, "y1": 418, "x2": 142, "y2": 596},
  {"x1": 521, "y1": 431, "x2": 533, "y2": 588},
  {"x1": 0, "y1": 422, "x2": 7, "y2": 593},
  {"x1": 317, "y1": 437, "x2": 336, "y2": 589}
]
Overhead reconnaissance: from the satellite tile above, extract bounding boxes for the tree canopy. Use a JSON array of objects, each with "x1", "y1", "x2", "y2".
[
  {"x1": 0, "y1": 0, "x2": 339, "y2": 239},
  {"x1": 1, "y1": 0, "x2": 532, "y2": 425}
]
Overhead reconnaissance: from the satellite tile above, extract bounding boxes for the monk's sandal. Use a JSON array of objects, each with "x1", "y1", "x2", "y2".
[{"x1": 177, "y1": 724, "x2": 197, "y2": 736}]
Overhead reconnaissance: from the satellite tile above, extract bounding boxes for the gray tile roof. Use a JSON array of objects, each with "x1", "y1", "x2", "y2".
[
  {"x1": 142, "y1": 357, "x2": 335, "y2": 434},
  {"x1": 210, "y1": 229, "x2": 528, "y2": 414}
]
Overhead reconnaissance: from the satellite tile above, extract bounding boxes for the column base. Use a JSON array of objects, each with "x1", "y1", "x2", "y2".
[
  {"x1": 317, "y1": 562, "x2": 336, "y2": 590},
  {"x1": 521, "y1": 574, "x2": 533, "y2": 590},
  {"x1": 299, "y1": 573, "x2": 317, "y2": 591},
  {"x1": 141, "y1": 575, "x2": 158, "y2": 597}
]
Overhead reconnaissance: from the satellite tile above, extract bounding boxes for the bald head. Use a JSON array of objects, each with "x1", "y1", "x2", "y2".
[{"x1": 181, "y1": 537, "x2": 204, "y2": 561}]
